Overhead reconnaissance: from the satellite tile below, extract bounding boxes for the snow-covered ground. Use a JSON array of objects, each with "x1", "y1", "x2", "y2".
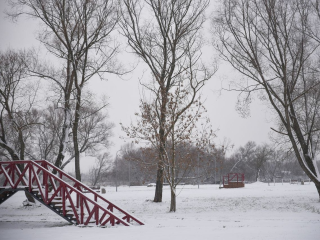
[{"x1": 1, "y1": 182, "x2": 320, "y2": 240}]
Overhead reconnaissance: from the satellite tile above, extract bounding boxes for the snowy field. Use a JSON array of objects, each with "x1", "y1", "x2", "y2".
[{"x1": 1, "y1": 182, "x2": 320, "y2": 240}]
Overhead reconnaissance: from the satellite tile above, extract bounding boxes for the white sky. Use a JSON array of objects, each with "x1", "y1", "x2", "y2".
[{"x1": 0, "y1": 1, "x2": 275, "y2": 172}]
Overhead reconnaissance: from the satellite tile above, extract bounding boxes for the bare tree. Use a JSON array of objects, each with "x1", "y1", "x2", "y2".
[
  {"x1": 201, "y1": 140, "x2": 232, "y2": 185},
  {"x1": 35, "y1": 105, "x2": 62, "y2": 162},
  {"x1": 213, "y1": 0, "x2": 320, "y2": 198},
  {"x1": 228, "y1": 141, "x2": 257, "y2": 180},
  {"x1": 251, "y1": 144, "x2": 273, "y2": 181},
  {"x1": 10, "y1": 0, "x2": 122, "y2": 181},
  {"x1": 120, "y1": 0, "x2": 213, "y2": 203},
  {"x1": 120, "y1": 143, "x2": 158, "y2": 186},
  {"x1": 0, "y1": 49, "x2": 40, "y2": 161},
  {"x1": 123, "y1": 94, "x2": 216, "y2": 211},
  {"x1": 0, "y1": 49, "x2": 40, "y2": 203},
  {"x1": 264, "y1": 149, "x2": 287, "y2": 182},
  {"x1": 61, "y1": 98, "x2": 114, "y2": 170},
  {"x1": 89, "y1": 153, "x2": 111, "y2": 186}
]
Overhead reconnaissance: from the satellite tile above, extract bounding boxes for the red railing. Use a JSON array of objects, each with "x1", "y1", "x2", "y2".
[
  {"x1": 223, "y1": 173, "x2": 245, "y2": 185},
  {"x1": 0, "y1": 160, "x2": 144, "y2": 227}
]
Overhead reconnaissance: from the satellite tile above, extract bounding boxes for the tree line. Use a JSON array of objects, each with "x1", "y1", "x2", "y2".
[{"x1": 88, "y1": 141, "x2": 307, "y2": 187}]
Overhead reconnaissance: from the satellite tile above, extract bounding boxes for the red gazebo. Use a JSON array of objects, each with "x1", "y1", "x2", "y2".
[{"x1": 222, "y1": 173, "x2": 245, "y2": 188}]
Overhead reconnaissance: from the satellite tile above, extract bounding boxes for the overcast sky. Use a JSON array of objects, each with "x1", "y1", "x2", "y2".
[{"x1": 0, "y1": 1, "x2": 275, "y2": 172}]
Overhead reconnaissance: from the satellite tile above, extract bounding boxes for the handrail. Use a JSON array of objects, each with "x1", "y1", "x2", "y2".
[
  {"x1": 0, "y1": 160, "x2": 144, "y2": 226},
  {"x1": 0, "y1": 161, "x2": 129, "y2": 226},
  {"x1": 34, "y1": 161, "x2": 130, "y2": 225},
  {"x1": 33, "y1": 160, "x2": 144, "y2": 225}
]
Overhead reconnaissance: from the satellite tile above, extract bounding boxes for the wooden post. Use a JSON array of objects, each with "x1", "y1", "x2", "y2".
[
  {"x1": 62, "y1": 185, "x2": 65, "y2": 216},
  {"x1": 29, "y1": 164, "x2": 32, "y2": 192}
]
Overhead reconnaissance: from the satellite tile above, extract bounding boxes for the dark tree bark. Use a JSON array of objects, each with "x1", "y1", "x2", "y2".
[{"x1": 73, "y1": 91, "x2": 82, "y2": 181}]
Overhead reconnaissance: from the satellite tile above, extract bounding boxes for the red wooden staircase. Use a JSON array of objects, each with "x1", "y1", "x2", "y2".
[{"x1": 0, "y1": 160, "x2": 144, "y2": 227}]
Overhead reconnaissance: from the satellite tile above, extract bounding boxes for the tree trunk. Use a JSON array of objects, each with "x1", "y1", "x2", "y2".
[
  {"x1": 286, "y1": 102, "x2": 320, "y2": 200},
  {"x1": 256, "y1": 169, "x2": 260, "y2": 182},
  {"x1": 169, "y1": 188, "x2": 176, "y2": 212},
  {"x1": 18, "y1": 130, "x2": 26, "y2": 174},
  {"x1": 53, "y1": 60, "x2": 73, "y2": 173},
  {"x1": 53, "y1": 107, "x2": 71, "y2": 173},
  {"x1": 18, "y1": 130, "x2": 25, "y2": 160},
  {"x1": 73, "y1": 99, "x2": 81, "y2": 181},
  {"x1": 73, "y1": 80, "x2": 82, "y2": 181},
  {"x1": 25, "y1": 191, "x2": 36, "y2": 204},
  {"x1": 169, "y1": 165, "x2": 176, "y2": 212},
  {"x1": 73, "y1": 129, "x2": 81, "y2": 181},
  {"x1": 154, "y1": 94, "x2": 167, "y2": 202},
  {"x1": 169, "y1": 130, "x2": 176, "y2": 212},
  {"x1": 154, "y1": 164, "x2": 164, "y2": 202},
  {"x1": 17, "y1": 161, "x2": 36, "y2": 204},
  {"x1": 0, "y1": 141, "x2": 20, "y2": 161},
  {"x1": 315, "y1": 182, "x2": 320, "y2": 202},
  {"x1": 16, "y1": 129, "x2": 30, "y2": 202},
  {"x1": 297, "y1": 153, "x2": 320, "y2": 201}
]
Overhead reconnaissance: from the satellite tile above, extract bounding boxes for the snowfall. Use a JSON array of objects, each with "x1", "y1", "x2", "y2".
[{"x1": 1, "y1": 182, "x2": 320, "y2": 240}]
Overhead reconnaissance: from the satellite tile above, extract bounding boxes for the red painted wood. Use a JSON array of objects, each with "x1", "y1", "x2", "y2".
[
  {"x1": 222, "y1": 173, "x2": 245, "y2": 188},
  {"x1": 0, "y1": 160, "x2": 143, "y2": 227}
]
